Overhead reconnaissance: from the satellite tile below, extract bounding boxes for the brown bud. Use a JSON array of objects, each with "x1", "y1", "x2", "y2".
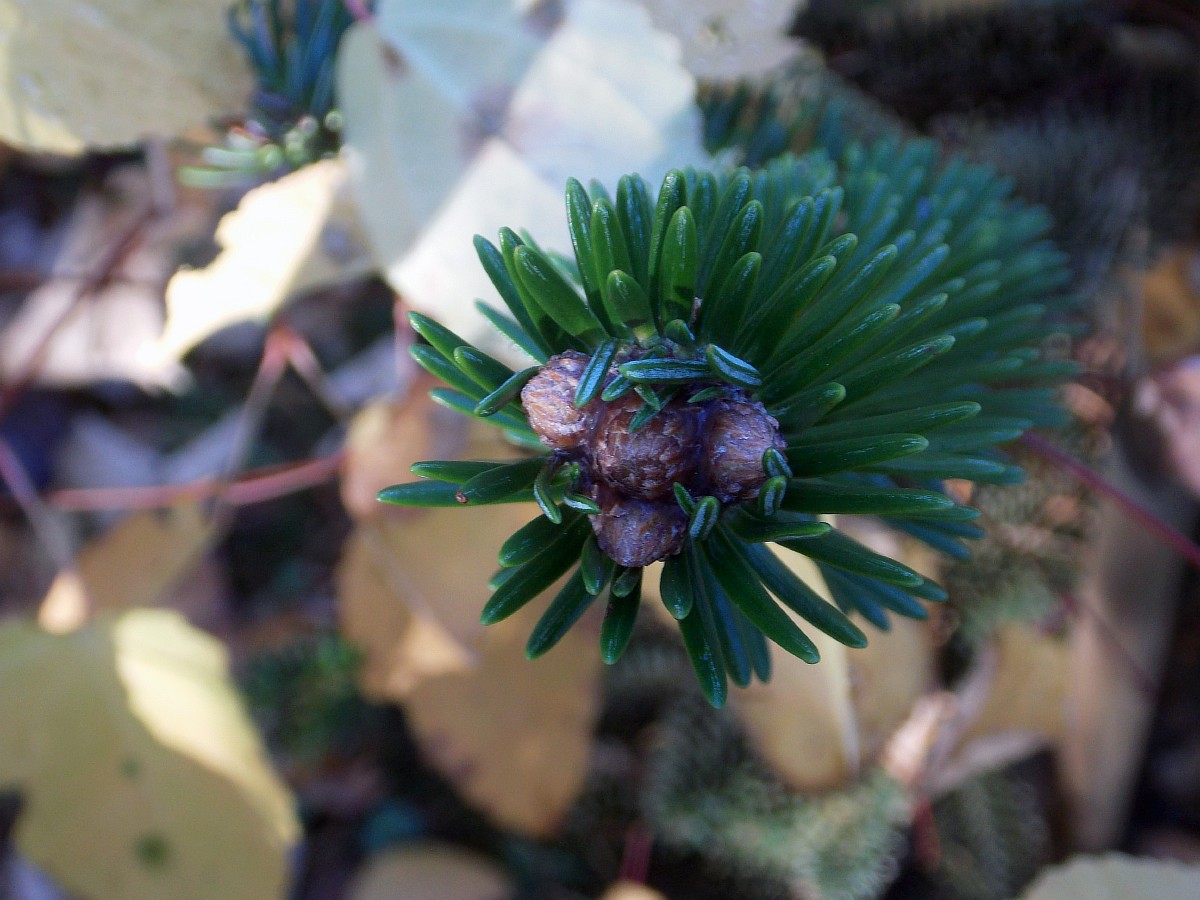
[
  {"x1": 593, "y1": 395, "x2": 700, "y2": 500},
  {"x1": 701, "y1": 393, "x2": 786, "y2": 502},
  {"x1": 521, "y1": 350, "x2": 596, "y2": 450},
  {"x1": 589, "y1": 493, "x2": 687, "y2": 568}
]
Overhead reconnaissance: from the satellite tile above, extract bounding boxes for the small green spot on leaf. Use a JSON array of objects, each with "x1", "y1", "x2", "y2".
[{"x1": 135, "y1": 833, "x2": 171, "y2": 870}]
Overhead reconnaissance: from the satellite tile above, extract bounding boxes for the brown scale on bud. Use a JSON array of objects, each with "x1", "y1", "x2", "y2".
[
  {"x1": 700, "y1": 393, "x2": 787, "y2": 503},
  {"x1": 592, "y1": 394, "x2": 700, "y2": 500},
  {"x1": 519, "y1": 348, "x2": 787, "y2": 567},
  {"x1": 588, "y1": 489, "x2": 687, "y2": 568},
  {"x1": 521, "y1": 350, "x2": 597, "y2": 450}
]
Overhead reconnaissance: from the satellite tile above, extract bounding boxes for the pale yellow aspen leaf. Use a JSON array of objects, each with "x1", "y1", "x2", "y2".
[
  {"x1": 336, "y1": 0, "x2": 707, "y2": 365},
  {"x1": 637, "y1": 0, "x2": 804, "y2": 81},
  {"x1": 0, "y1": 0, "x2": 251, "y2": 154},
  {"x1": 956, "y1": 623, "x2": 1068, "y2": 751},
  {"x1": 339, "y1": 505, "x2": 602, "y2": 834},
  {"x1": 337, "y1": 414, "x2": 532, "y2": 696},
  {"x1": 402, "y1": 599, "x2": 601, "y2": 837},
  {"x1": 337, "y1": 516, "x2": 496, "y2": 698},
  {"x1": 600, "y1": 881, "x2": 668, "y2": 900},
  {"x1": 728, "y1": 547, "x2": 935, "y2": 791},
  {"x1": 728, "y1": 551, "x2": 860, "y2": 791},
  {"x1": 77, "y1": 504, "x2": 214, "y2": 612},
  {"x1": 150, "y1": 158, "x2": 372, "y2": 364},
  {"x1": 348, "y1": 842, "x2": 512, "y2": 900},
  {"x1": 0, "y1": 609, "x2": 299, "y2": 900},
  {"x1": 1020, "y1": 853, "x2": 1200, "y2": 900},
  {"x1": 340, "y1": 389, "x2": 498, "y2": 523}
]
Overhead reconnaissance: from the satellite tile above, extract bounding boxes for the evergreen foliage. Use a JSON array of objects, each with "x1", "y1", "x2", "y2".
[
  {"x1": 642, "y1": 694, "x2": 910, "y2": 899},
  {"x1": 379, "y1": 135, "x2": 1077, "y2": 705},
  {"x1": 184, "y1": 0, "x2": 354, "y2": 184},
  {"x1": 241, "y1": 634, "x2": 369, "y2": 764},
  {"x1": 230, "y1": 0, "x2": 352, "y2": 138},
  {"x1": 924, "y1": 768, "x2": 1050, "y2": 899},
  {"x1": 941, "y1": 444, "x2": 1090, "y2": 647}
]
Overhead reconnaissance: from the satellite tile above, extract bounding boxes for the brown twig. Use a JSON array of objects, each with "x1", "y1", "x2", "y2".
[
  {"x1": 279, "y1": 323, "x2": 353, "y2": 421},
  {"x1": 0, "y1": 269, "x2": 47, "y2": 293},
  {"x1": 0, "y1": 204, "x2": 157, "y2": 422},
  {"x1": 0, "y1": 438, "x2": 75, "y2": 570},
  {"x1": 207, "y1": 324, "x2": 294, "y2": 530},
  {"x1": 0, "y1": 436, "x2": 94, "y2": 626}
]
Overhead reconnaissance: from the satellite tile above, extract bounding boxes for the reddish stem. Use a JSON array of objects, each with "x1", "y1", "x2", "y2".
[
  {"x1": 1020, "y1": 431, "x2": 1200, "y2": 571},
  {"x1": 618, "y1": 822, "x2": 654, "y2": 885},
  {"x1": 343, "y1": 0, "x2": 372, "y2": 20},
  {"x1": 45, "y1": 450, "x2": 345, "y2": 512},
  {"x1": 912, "y1": 795, "x2": 941, "y2": 871},
  {"x1": 1059, "y1": 590, "x2": 1158, "y2": 699}
]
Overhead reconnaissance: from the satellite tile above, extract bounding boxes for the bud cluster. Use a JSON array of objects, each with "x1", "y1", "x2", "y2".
[{"x1": 521, "y1": 350, "x2": 786, "y2": 567}]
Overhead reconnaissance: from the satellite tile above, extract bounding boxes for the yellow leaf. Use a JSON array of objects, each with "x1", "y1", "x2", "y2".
[
  {"x1": 38, "y1": 570, "x2": 91, "y2": 634},
  {"x1": 727, "y1": 552, "x2": 860, "y2": 791},
  {"x1": 637, "y1": 0, "x2": 803, "y2": 80},
  {"x1": 337, "y1": 411, "x2": 532, "y2": 695},
  {"x1": 79, "y1": 504, "x2": 213, "y2": 612},
  {"x1": 337, "y1": 399, "x2": 599, "y2": 836},
  {"x1": 151, "y1": 158, "x2": 372, "y2": 364},
  {"x1": 341, "y1": 388, "x2": 504, "y2": 523},
  {"x1": 339, "y1": 486, "x2": 601, "y2": 835},
  {"x1": 1020, "y1": 853, "x2": 1200, "y2": 899},
  {"x1": 600, "y1": 881, "x2": 668, "y2": 900},
  {"x1": 38, "y1": 505, "x2": 214, "y2": 632},
  {"x1": 338, "y1": 516, "x2": 495, "y2": 698},
  {"x1": 1136, "y1": 243, "x2": 1200, "y2": 368},
  {"x1": 957, "y1": 624, "x2": 1068, "y2": 749},
  {"x1": 849, "y1": 615, "x2": 935, "y2": 764},
  {"x1": 348, "y1": 842, "x2": 512, "y2": 900},
  {"x1": 403, "y1": 599, "x2": 601, "y2": 837},
  {"x1": 337, "y1": 0, "x2": 707, "y2": 365},
  {"x1": 0, "y1": 610, "x2": 299, "y2": 900},
  {"x1": 727, "y1": 549, "x2": 935, "y2": 790},
  {"x1": 350, "y1": 844, "x2": 513, "y2": 900},
  {"x1": 0, "y1": 0, "x2": 251, "y2": 154}
]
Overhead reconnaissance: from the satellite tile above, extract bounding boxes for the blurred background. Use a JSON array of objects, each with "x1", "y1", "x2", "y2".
[{"x1": 1, "y1": 0, "x2": 1200, "y2": 897}]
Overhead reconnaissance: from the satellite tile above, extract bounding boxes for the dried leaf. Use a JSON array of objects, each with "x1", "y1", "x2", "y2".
[
  {"x1": 0, "y1": 166, "x2": 197, "y2": 389},
  {"x1": 1020, "y1": 853, "x2": 1200, "y2": 900},
  {"x1": 341, "y1": 387, "x2": 480, "y2": 522},
  {"x1": 728, "y1": 548, "x2": 934, "y2": 791},
  {"x1": 0, "y1": 609, "x2": 299, "y2": 900},
  {"x1": 0, "y1": 0, "x2": 251, "y2": 154},
  {"x1": 79, "y1": 505, "x2": 213, "y2": 612},
  {"x1": 37, "y1": 505, "x2": 215, "y2": 632},
  {"x1": 403, "y1": 598, "x2": 601, "y2": 837},
  {"x1": 727, "y1": 552, "x2": 859, "y2": 791},
  {"x1": 851, "y1": 616, "x2": 936, "y2": 763},
  {"x1": 348, "y1": 843, "x2": 511, "y2": 900},
  {"x1": 956, "y1": 624, "x2": 1068, "y2": 750},
  {"x1": 600, "y1": 882, "x2": 669, "y2": 900},
  {"x1": 337, "y1": 515, "x2": 501, "y2": 698},
  {"x1": 338, "y1": 490, "x2": 600, "y2": 836},
  {"x1": 337, "y1": 416, "x2": 529, "y2": 695},
  {"x1": 1134, "y1": 361, "x2": 1200, "y2": 499},
  {"x1": 1137, "y1": 244, "x2": 1200, "y2": 369},
  {"x1": 337, "y1": 0, "x2": 707, "y2": 363},
  {"x1": 153, "y1": 158, "x2": 372, "y2": 364},
  {"x1": 637, "y1": 0, "x2": 803, "y2": 80}
]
